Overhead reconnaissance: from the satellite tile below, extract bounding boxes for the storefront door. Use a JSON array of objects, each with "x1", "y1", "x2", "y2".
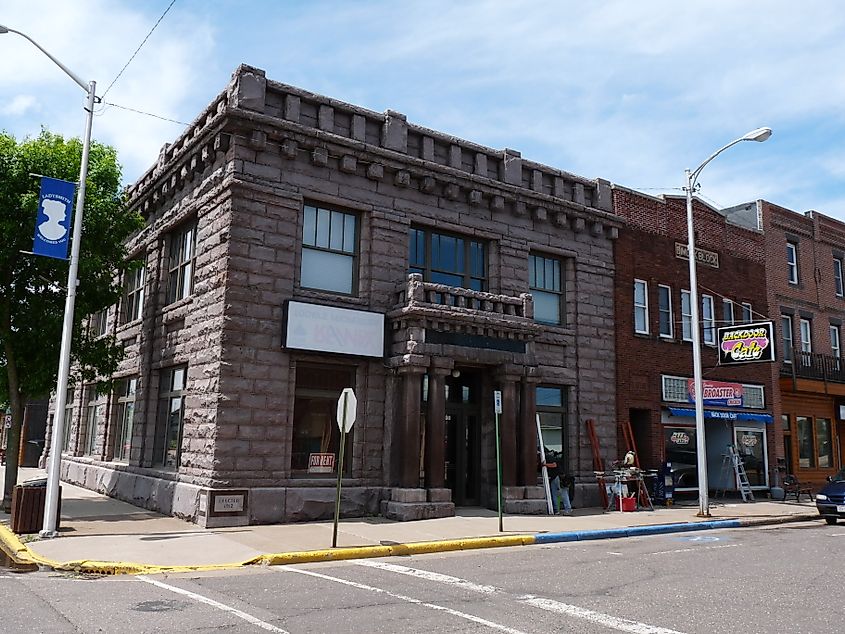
[
  {"x1": 444, "y1": 370, "x2": 481, "y2": 506},
  {"x1": 734, "y1": 427, "x2": 768, "y2": 488}
]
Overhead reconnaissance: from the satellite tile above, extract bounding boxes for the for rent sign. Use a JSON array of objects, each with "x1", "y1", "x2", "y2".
[{"x1": 717, "y1": 321, "x2": 775, "y2": 365}]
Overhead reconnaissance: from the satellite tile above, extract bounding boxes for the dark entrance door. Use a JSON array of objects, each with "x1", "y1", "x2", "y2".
[{"x1": 444, "y1": 370, "x2": 481, "y2": 506}]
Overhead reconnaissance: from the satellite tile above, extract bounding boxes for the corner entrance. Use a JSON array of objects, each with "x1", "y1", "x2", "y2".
[{"x1": 444, "y1": 370, "x2": 481, "y2": 506}]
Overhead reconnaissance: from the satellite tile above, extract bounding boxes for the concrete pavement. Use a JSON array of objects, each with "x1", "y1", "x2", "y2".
[{"x1": 1, "y1": 467, "x2": 820, "y2": 575}]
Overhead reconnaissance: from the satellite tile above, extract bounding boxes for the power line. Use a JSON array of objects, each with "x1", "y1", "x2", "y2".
[
  {"x1": 101, "y1": 0, "x2": 178, "y2": 100},
  {"x1": 102, "y1": 100, "x2": 189, "y2": 126}
]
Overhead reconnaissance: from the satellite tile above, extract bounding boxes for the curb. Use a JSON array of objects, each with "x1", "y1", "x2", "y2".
[{"x1": 1, "y1": 513, "x2": 821, "y2": 576}]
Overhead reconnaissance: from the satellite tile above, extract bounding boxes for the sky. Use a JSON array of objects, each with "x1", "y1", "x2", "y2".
[{"x1": 2, "y1": 0, "x2": 844, "y2": 220}]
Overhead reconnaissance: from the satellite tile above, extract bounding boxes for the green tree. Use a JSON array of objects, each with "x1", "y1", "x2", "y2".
[{"x1": 0, "y1": 130, "x2": 143, "y2": 511}]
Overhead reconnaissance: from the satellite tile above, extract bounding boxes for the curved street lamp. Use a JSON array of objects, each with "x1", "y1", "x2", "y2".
[
  {"x1": 0, "y1": 24, "x2": 97, "y2": 538},
  {"x1": 685, "y1": 126, "x2": 772, "y2": 518}
]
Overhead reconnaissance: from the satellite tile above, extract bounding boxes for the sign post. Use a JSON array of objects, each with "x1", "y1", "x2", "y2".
[
  {"x1": 493, "y1": 390, "x2": 503, "y2": 532},
  {"x1": 332, "y1": 388, "x2": 357, "y2": 548},
  {"x1": 536, "y1": 414, "x2": 553, "y2": 514}
]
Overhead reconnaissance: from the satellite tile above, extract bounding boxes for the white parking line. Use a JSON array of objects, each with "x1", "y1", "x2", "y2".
[
  {"x1": 352, "y1": 560, "x2": 687, "y2": 634},
  {"x1": 650, "y1": 543, "x2": 739, "y2": 556},
  {"x1": 280, "y1": 565, "x2": 527, "y2": 634},
  {"x1": 521, "y1": 596, "x2": 685, "y2": 634},
  {"x1": 137, "y1": 575, "x2": 289, "y2": 633}
]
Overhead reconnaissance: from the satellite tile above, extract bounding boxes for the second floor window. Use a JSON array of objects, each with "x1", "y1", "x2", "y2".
[
  {"x1": 90, "y1": 309, "x2": 107, "y2": 337},
  {"x1": 633, "y1": 280, "x2": 648, "y2": 334},
  {"x1": 409, "y1": 227, "x2": 486, "y2": 291},
  {"x1": 121, "y1": 263, "x2": 145, "y2": 324},
  {"x1": 835, "y1": 257, "x2": 844, "y2": 297},
  {"x1": 658, "y1": 285, "x2": 672, "y2": 338},
  {"x1": 681, "y1": 290, "x2": 692, "y2": 342},
  {"x1": 702, "y1": 294, "x2": 715, "y2": 345},
  {"x1": 167, "y1": 221, "x2": 197, "y2": 304},
  {"x1": 831, "y1": 324, "x2": 841, "y2": 360},
  {"x1": 786, "y1": 241, "x2": 799, "y2": 285},
  {"x1": 722, "y1": 299, "x2": 734, "y2": 327},
  {"x1": 301, "y1": 204, "x2": 358, "y2": 294},
  {"x1": 529, "y1": 254, "x2": 563, "y2": 325},
  {"x1": 782, "y1": 315, "x2": 794, "y2": 363},
  {"x1": 800, "y1": 318, "x2": 812, "y2": 353},
  {"x1": 741, "y1": 302, "x2": 752, "y2": 324}
]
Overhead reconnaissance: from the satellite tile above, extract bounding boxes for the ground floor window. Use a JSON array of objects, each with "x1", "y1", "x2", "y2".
[
  {"x1": 155, "y1": 366, "x2": 187, "y2": 469},
  {"x1": 62, "y1": 387, "x2": 75, "y2": 452},
  {"x1": 663, "y1": 426, "x2": 697, "y2": 489},
  {"x1": 794, "y1": 414, "x2": 834, "y2": 469},
  {"x1": 735, "y1": 428, "x2": 767, "y2": 487},
  {"x1": 83, "y1": 388, "x2": 101, "y2": 457},
  {"x1": 292, "y1": 364, "x2": 355, "y2": 474},
  {"x1": 114, "y1": 377, "x2": 137, "y2": 462},
  {"x1": 537, "y1": 386, "x2": 568, "y2": 456}
]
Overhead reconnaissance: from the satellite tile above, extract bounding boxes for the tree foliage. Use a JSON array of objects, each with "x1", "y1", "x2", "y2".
[{"x1": 0, "y1": 129, "x2": 143, "y2": 508}]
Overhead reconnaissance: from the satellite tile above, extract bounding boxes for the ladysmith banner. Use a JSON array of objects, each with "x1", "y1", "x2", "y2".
[
  {"x1": 717, "y1": 321, "x2": 776, "y2": 365},
  {"x1": 33, "y1": 176, "x2": 76, "y2": 260}
]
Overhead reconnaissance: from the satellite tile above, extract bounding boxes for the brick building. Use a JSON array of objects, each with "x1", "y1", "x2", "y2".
[
  {"x1": 613, "y1": 187, "x2": 779, "y2": 496},
  {"x1": 726, "y1": 201, "x2": 845, "y2": 485},
  {"x1": 46, "y1": 65, "x2": 620, "y2": 526}
]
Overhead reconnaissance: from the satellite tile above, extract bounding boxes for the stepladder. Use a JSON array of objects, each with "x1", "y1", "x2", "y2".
[{"x1": 720, "y1": 445, "x2": 755, "y2": 502}]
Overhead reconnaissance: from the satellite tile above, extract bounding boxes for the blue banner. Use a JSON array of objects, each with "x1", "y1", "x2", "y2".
[
  {"x1": 33, "y1": 176, "x2": 76, "y2": 260},
  {"x1": 668, "y1": 407, "x2": 773, "y2": 424}
]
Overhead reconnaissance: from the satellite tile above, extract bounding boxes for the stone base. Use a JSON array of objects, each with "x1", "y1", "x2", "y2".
[
  {"x1": 380, "y1": 487, "x2": 455, "y2": 521},
  {"x1": 502, "y1": 484, "x2": 551, "y2": 514}
]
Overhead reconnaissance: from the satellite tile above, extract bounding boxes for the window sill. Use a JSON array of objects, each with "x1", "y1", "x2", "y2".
[
  {"x1": 161, "y1": 296, "x2": 194, "y2": 322},
  {"x1": 294, "y1": 287, "x2": 367, "y2": 307}
]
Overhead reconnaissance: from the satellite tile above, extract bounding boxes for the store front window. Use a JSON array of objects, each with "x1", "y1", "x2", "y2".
[
  {"x1": 735, "y1": 428, "x2": 768, "y2": 487},
  {"x1": 537, "y1": 386, "x2": 568, "y2": 453},
  {"x1": 292, "y1": 365, "x2": 355, "y2": 475},
  {"x1": 664, "y1": 427, "x2": 697, "y2": 490}
]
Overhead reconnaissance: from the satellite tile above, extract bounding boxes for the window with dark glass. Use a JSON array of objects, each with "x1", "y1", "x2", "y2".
[
  {"x1": 702, "y1": 294, "x2": 715, "y2": 345},
  {"x1": 633, "y1": 280, "x2": 648, "y2": 334},
  {"x1": 681, "y1": 290, "x2": 692, "y2": 341},
  {"x1": 409, "y1": 227, "x2": 486, "y2": 291},
  {"x1": 292, "y1": 365, "x2": 355, "y2": 474},
  {"x1": 657, "y1": 285, "x2": 672, "y2": 338},
  {"x1": 62, "y1": 387, "x2": 75, "y2": 452},
  {"x1": 121, "y1": 263, "x2": 145, "y2": 324},
  {"x1": 722, "y1": 299, "x2": 734, "y2": 327},
  {"x1": 741, "y1": 302, "x2": 752, "y2": 324},
  {"x1": 167, "y1": 221, "x2": 197, "y2": 304},
  {"x1": 834, "y1": 257, "x2": 843, "y2": 297},
  {"x1": 114, "y1": 377, "x2": 137, "y2": 462},
  {"x1": 664, "y1": 427, "x2": 698, "y2": 489},
  {"x1": 529, "y1": 254, "x2": 563, "y2": 325},
  {"x1": 155, "y1": 366, "x2": 187, "y2": 469},
  {"x1": 537, "y1": 386, "x2": 568, "y2": 454},
  {"x1": 782, "y1": 315, "x2": 794, "y2": 363},
  {"x1": 90, "y1": 309, "x2": 108, "y2": 337},
  {"x1": 816, "y1": 418, "x2": 833, "y2": 468},
  {"x1": 797, "y1": 416, "x2": 814, "y2": 468},
  {"x1": 301, "y1": 204, "x2": 357, "y2": 294},
  {"x1": 83, "y1": 388, "x2": 101, "y2": 456}
]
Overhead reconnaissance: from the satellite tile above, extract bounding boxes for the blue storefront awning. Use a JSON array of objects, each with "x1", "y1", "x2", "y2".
[{"x1": 667, "y1": 407, "x2": 773, "y2": 424}]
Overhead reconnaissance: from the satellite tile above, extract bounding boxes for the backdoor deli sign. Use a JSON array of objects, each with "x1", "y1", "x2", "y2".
[
  {"x1": 717, "y1": 321, "x2": 776, "y2": 365},
  {"x1": 675, "y1": 242, "x2": 719, "y2": 268},
  {"x1": 687, "y1": 379, "x2": 744, "y2": 407}
]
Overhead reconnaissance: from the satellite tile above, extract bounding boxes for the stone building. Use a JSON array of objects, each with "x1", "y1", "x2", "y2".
[
  {"x1": 726, "y1": 201, "x2": 845, "y2": 485},
  {"x1": 48, "y1": 65, "x2": 620, "y2": 526},
  {"x1": 613, "y1": 187, "x2": 779, "y2": 496}
]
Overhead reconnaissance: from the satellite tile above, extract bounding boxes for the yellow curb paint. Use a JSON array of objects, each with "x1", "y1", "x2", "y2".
[{"x1": 1, "y1": 526, "x2": 536, "y2": 576}]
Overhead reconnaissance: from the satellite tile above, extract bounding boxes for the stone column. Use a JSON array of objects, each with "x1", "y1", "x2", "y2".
[
  {"x1": 398, "y1": 364, "x2": 426, "y2": 488},
  {"x1": 496, "y1": 366, "x2": 521, "y2": 487},
  {"x1": 425, "y1": 358, "x2": 453, "y2": 489},
  {"x1": 518, "y1": 368, "x2": 541, "y2": 486}
]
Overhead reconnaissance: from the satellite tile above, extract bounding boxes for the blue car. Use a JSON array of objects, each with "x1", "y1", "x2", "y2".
[{"x1": 816, "y1": 468, "x2": 845, "y2": 525}]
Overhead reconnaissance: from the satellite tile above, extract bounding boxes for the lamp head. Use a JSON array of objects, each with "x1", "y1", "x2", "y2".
[
  {"x1": 0, "y1": 25, "x2": 9, "y2": 34},
  {"x1": 742, "y1": 127, "x2": 772, "y2": 142}
]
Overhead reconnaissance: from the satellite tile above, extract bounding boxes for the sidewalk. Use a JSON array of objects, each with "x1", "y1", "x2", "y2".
[{"x1": 1, "y1": 468, "x2": 820, "y2": 575}]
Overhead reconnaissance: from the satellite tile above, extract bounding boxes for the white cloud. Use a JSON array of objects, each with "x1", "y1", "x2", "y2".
[{"x1": 0, "y1": 94, "x2": 38, "y2": 117}]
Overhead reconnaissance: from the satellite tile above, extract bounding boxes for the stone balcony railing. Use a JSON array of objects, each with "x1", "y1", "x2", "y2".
[
  {"x1": 781, "y1": 349, "x2": 845, "y2": 384},
  {"x1": 388, "y1": 273, "x2": 542, "y2": 339}
]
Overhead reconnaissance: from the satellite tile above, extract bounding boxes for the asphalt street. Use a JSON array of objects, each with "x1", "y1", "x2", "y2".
[{"x1": 1, "y1": 521, "x2": 839, "y2": 633}]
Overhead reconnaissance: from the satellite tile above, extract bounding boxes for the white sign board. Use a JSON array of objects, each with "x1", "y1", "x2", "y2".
[
  {"x1": 213, "y1": 494, "x2": 244, "y2": 513},
  {"x1": 336, "y1": 387, "x2": 358, "y2": 433},
  {"x1": 493, "y1": 390, "x2": 503, "y2": 414},
  {"x1": 285, "y1": 301, "x2": 385, "y2": 358}
]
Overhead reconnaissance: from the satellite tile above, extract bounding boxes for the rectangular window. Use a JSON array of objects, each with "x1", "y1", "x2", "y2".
[
  {"x1": 831, "y1": 325, "x2": 841, "y2": 360},
  {"x1": 155, "y1": 366, "x2": 187, "y2": 469},
  {"x1": 782, "y1": 315, "x2": 793, "y2": 363},
  {"x1": 409, "y1": 227, "x2": 486, "y2": 291},
  {"x1": 817, "y1": 418, "x2": 833, "y2": 468},
  {"x1": 83, "y1": 390, "x2": 101, "y2": 457},
  {"x1": 536, "y1": 386, "x2": 568, "y2": 455},
  {"x1": 800, "y1": 318, "x2": 812, "y2": 353},
  {"x1": 90, "y1": 309, "x2": 108, "y2": 337},
  {"x1": 786, "y1": 241, "x2": 799, "y2": 285},
  {"x1": 292, "y1": 365, "x2": 355, "y2": 474},
  {"x1": 680, "y1": 290, "x2": 692, "y2": 342},
  {"x1": 722, "y1": 299, "x2": 734, "y2": 327},
  {"x1": 664, "y1": 427, "x2": 698, "y2": 490},
  {"x1": 797, "y1": 416, "x2": 814, "y2": 468},
  {"x1": 740, "y1": 302, "x2": 752, "y2": 324},
  {"x1": 661, "y1": 376, "x2": 688, "y2": 403},
  {"x1": 121, "y1": 263, "x2": 145, "y2": 324},
  {"x1": 529, "y1": 254, "x2": 563, "y2": 325},
  {"x1": 301, "y1": 204, "x2": 358, "y2": 294},
  {"x1": 658, "y1": 285, "x2": 673, "y2": 338},
  {"x1": 62, "y1": 387, "x2": 75, "y2": 452},
  {"x1": 702, "y1": 294, "x2": 715, "y2": 345},
  {"x1": 167, "y1": 221, "x2": 197, "y2": 304},
  {"x1": 113, "y1": 377, "x2": 137, "y2": 462},
  {"x1": 633, "y1": 279, "x2": 649, "y2": 334},
  {"x1": 835, "y1": 257, "x2": 844, "y2": 297}
]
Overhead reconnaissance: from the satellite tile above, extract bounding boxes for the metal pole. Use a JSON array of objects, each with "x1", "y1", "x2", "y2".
[
  {"x1": 685, "y1": 170, "x2": 710, "y2": 518},
  {"x1": 41, "y1": 80, "x2": 97, "y2": 538},
  {"x1": 494, "y1": 408, "x2": 503, "y2": 532},
  {"x1": 332, "y1": 394, "x2": 348, "y2": 548},
  {"x1": 536, "y1": 414, "x2": 553, "y2": 514}
]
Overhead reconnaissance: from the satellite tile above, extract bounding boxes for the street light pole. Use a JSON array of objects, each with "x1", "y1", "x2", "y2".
[
  {"x1": 0, "y1": 24, "x2": 96, "y2": 538},
  {"x1": 684, "y1": 127, "x2": 772, "y2": 518}
]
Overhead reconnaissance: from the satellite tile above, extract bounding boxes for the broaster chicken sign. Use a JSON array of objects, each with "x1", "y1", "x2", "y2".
[{"x1": 716, "y1": 321, "x2": 776, "y2": 365}]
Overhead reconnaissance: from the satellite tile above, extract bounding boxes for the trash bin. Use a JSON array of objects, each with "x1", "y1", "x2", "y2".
[{"x1": 10, "y1": 477, "x2": 61, "y2": 534}]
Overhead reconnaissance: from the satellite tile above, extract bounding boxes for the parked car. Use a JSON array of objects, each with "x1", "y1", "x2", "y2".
[{"x1": 815, "y1": 468, "x2": 845, "y2": 525}]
